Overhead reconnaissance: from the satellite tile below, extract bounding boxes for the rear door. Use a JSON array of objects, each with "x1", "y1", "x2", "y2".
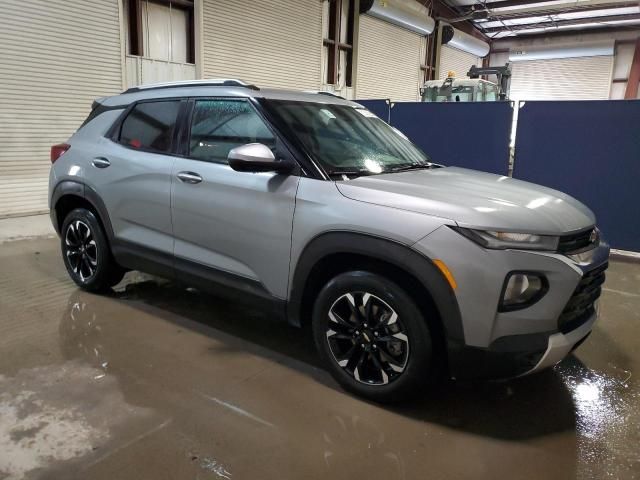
[
  {"x1": 171, "y1": 98, "x2": 299, "y2": 299},
  {"x1": 84, "y1": 99, "x2": 182, "y2": 255}
]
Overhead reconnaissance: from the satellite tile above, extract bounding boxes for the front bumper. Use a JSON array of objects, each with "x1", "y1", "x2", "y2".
[
  {"x1": 522, "y1": 309, "x2": 596, "y2": 376},
  {"x1": 413, "y1": 225, "x2": 609, "y2": 380}
]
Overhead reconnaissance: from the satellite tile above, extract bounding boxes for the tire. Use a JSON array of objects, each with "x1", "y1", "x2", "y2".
[
  {"x1": 60, "y1": 208, "x2": 125, "y2": 292},
  {"x1": 312, "y1": 271, "x2": 435, "y2": 403}
]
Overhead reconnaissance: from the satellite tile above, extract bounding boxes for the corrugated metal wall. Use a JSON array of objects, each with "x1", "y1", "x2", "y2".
[
  {"x1": 356, "y1": 15, "x2": 422, "y2": 101},
  {"x1": 510, "y1": 55, "x2": 614, "y2": 100},
  {"x1": 0, "y1": 0, "x2": 123, "y2": 218},
  {"x1": 438, "y1": 45, "x2": 480, "y2": 80},
  {"x1": 202, "y1": 0, "x2": 322, "y2": 90}
]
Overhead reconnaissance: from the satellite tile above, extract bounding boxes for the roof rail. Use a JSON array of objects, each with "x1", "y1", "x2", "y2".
[
  {"x1": 302, "y1": 90, "x2": 346, "y2": 100},
  {"x1": 123, "y1": 79, "x2": 259, "y2": 94}
]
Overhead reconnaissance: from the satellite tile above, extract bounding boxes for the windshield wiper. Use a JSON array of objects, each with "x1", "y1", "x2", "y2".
[
  {"x1": 386, "y1": 163, "x2": 435, "y2": 173},
  {"x1": 327, "y1": 168, "x2": 380, "y2": 179}
]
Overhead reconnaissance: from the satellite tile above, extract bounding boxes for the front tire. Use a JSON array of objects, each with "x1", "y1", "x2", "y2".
[
  {"x1": 60, "y1": 208, "x2": 124, "y2": 292},
  {"x1": 312, "y1": 271, "x2": 435, "y2": 403}
]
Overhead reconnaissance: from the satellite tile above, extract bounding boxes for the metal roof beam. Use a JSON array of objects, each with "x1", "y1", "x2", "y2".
[
  {"x1": 480, "y1": 12, "x2": 640, "y2": 32},
  {"x1": 477, "y1": 0, "x2": 639, "y2": 20}
]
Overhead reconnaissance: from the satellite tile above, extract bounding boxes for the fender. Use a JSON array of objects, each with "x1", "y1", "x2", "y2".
[
  {"x1": 50, "y1": 180, "x2": 115, "y2": 242},
  {"x1": 287, "y1": 231, "x2": 464, "y2": 347}
]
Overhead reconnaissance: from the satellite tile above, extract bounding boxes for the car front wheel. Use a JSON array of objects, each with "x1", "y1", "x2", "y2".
[{"x1": 312, "y1": 271, "x2": 435, "y2": 402}]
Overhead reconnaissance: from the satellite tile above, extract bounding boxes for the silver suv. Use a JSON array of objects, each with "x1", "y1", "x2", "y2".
[{"x1": 49, "y1": 79, "x2": 609, "y2": 402}]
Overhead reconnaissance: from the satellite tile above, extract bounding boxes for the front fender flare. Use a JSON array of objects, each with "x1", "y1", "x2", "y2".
[{"x1": 287, "y1": 231, "x2": 464, "y2": 347}]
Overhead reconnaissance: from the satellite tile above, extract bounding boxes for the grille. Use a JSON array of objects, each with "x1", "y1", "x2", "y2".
[
  {"x1": 558, "y1": 228, "x2": 597, "y2": 254},
  {"x1": 558, "y1": 262, "x2": 607, "y2": 334}
]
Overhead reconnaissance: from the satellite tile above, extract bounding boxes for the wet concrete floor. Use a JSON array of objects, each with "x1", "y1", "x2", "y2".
[{"x1": 0, "y1": 237, "x2": 639, "y2": 479}]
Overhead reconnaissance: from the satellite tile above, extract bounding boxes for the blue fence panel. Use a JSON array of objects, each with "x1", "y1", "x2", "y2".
[
  {"x1": 514, "y1": 100, "x2": 640, "y2": 252},
  {"x1": 389, "y1": 102, "x2": 513, "y2": 175},
  {"x1": 355, "y1": 99, "x2": 391, "y2": 122}
]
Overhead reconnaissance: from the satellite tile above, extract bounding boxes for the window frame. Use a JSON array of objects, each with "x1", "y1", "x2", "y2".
[
  {"x1": 109, "y1": 98, "x2": 187, "y2": 156},
  {"x1": 127, "y1": 0, "x2": 196, "y2": 64},
  {"x1": 323, "y1": 0, "x2": 355, "y2": 87}
]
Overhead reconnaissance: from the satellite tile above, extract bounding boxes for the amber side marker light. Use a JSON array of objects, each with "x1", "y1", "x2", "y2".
[{"x1": 433, "y1": 259, "x2": 457, "y2": 290}]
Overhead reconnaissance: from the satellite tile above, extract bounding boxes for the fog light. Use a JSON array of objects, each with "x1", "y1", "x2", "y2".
[{"x1": 500, "y1": 273, "x2": 547, "y2": 311}]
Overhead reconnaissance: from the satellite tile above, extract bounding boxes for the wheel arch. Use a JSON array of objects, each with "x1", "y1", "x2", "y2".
[
  {"x1": 287, "y1": 232, "x2": 465, "y2": 363},
  {"x1": 51, "y1": 180, "x2": 115, "y2": 243}
]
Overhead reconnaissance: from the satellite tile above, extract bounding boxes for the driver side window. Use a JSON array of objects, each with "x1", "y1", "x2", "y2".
[{"x1": 189, "y1": 99, "x2": 275, "y2": 163}]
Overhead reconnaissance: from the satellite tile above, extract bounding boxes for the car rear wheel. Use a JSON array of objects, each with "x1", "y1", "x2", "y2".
[
  {"x1": 312, "y1": 271, "x2": 435, "y2": 402},
  {"x1": 61, "y1": 208, "x2": 125, "y2": 292}
]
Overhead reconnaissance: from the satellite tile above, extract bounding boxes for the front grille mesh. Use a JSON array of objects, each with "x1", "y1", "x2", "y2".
[
  {"x1": 558, "y1": 228, "x2": 597, "y2": 254},
  {"x1": 558, "y1": 262, "x2": 607, "y2": 334}
]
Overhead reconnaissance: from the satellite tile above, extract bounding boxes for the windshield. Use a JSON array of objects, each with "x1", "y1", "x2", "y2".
[
  {"x1": 262, "y1": 100, "x2": 433, "y2": 177},
  {"x1": 422, "y1": 85, "x2": 474, "y2": 102}
]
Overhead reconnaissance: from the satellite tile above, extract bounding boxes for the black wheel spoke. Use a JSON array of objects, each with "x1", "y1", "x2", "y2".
[
  {"x1": 328, "y1": 309, "x2": 354, "y2": 330},
  {"x1": 369, "y1": 350, "x2": 390, "y2": 385}
]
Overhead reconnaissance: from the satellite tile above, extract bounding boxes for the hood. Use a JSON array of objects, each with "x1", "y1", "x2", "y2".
[{"x1": 336, "y1": 167, "x2": 595, "y2": 235}]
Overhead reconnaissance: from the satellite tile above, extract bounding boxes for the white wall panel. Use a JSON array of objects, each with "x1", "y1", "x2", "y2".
[
  {"x1": 0, "y1": 0, "x2": 123, "y2": 217},
  {"x1": 356, "y1": 15, "x2": 422, "y2": 101},
  {"x1": 202, "y1": 0, "x2": 323, "y2": 90},
  {"x1": 510, "y1": 55, "x2": 613, "y2": 101},
  {"x1": 438, "y1": 45, "x2": 480, "y2": 80}
]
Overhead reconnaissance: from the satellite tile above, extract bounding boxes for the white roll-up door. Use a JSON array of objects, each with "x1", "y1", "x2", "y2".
[
  {"x1": 438, "y1": 45, "x2": 480, "y2": 80},
  {"x1": 202, "y1": 0, "x2": 322, "y2": 90},
  {"x1": 0, "y1": 0, "x2": 123, "y2": 218},
  {"x1": 356, "y1": 15, "x2": 422, "y2": 101},
  {"x1": 510, "y1": 55, "x2": 614, "y2": 100}
]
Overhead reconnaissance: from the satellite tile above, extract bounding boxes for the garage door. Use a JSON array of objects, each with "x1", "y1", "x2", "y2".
[
  {"x1": 438, "y1": 45, "x2": 480, "y2": 80},
  {"x1": 0, "y1": 0, "x2": 123, "y2": 218},
  {"x1": 510, "y1": 55, "x2": 613, "y2": 100},
  {"x1": 356, "y1": 14, "x2": 422, "y2": 101},
  {"x1": 202, "y1": 0, "x2": 322, "y2": 90}
]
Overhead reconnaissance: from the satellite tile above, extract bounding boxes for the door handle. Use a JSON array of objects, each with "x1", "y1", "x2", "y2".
[
  {"x1": 177, "y1": 171, "x2": 202, "y2": 184},
  {"x1": 92, "y1": 157, "x2": 111, "y2": 169}
]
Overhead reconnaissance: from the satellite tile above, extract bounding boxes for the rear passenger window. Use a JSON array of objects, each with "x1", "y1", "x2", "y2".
[
  {"x1": 119, "y1": 100, "x2": 181, "y2": 153},
  {"x1": 189, "y1": 100, "x2": 275, "y2": 163}
]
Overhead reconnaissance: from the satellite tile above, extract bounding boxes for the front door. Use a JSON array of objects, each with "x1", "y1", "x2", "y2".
[{"x1": 171, "y1": 98, "x2": 299, "y2": 299}]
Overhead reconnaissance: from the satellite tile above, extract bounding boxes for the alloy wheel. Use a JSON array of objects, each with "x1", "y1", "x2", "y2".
[
  {"x1": 65, "y1": 220, "x2": 98, "y2": 282},
  {"x1": 326, "y1": 291, "x2": 409, "y2": 385}
]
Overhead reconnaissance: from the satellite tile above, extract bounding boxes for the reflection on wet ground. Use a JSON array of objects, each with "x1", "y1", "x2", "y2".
[{"x1": 0, "y1": 238, "x2": 639, "y2": 479}]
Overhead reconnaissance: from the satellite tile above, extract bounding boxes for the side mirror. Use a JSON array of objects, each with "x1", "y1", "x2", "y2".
[{"x1": 228, "y1": 143, "x2": 294, "y2": 173}]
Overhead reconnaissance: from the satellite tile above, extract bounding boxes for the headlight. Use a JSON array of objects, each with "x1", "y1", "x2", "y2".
[{"x1": 453, "y1": 227, "x2": 559, "y2": 251}]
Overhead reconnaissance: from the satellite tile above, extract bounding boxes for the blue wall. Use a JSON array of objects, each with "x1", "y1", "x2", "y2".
[
  {"x1": 389, "y1": 102, "x2": 513, "y2": 176},
  {"x1": 514, "y1": 100, "x2": 640, "y2": 252},
  {"x1": 356, "y1": 99, "x2": 391, "y2": 122},
  {"x1": 356, "y1": 98, "x2": 640, "y2": 251}
]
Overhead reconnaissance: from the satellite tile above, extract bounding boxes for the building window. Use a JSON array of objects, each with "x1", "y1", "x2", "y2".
[
  {"x1": 127, "y1": 0, "x2": 195, "y2": 64},
  {"x1": 323, "y1": 0, "x2": 355, "y2": 87}
]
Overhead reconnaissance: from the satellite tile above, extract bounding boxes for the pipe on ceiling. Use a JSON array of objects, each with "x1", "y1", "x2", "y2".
[
  {"x1": 508, "y1": 40, "x2": 615, "y2": 61},
  {"x1": 441, "y1": 25, "x2": 491, "y2": 57},
  {"x1": 360, "y1": 0, "x2": 436, "y2": 36}
]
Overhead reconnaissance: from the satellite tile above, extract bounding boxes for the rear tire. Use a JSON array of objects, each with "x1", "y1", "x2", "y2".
[
  {"x1": 60, "y1": 208, "x2": 125, "y2": 292},
  {"x1": 312, "y1": 271, "x2": 435, "y2": 403}
]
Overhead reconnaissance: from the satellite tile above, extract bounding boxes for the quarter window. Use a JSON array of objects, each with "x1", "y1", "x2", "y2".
[
  {"x1": 189, "y1": 100, "x2": 275, "y2": 163},
  {"x1": 119, "y1": 100, "x2": 181, "y2": 153}
]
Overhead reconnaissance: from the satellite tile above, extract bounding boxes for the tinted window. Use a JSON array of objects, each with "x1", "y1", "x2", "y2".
[
  {"x1": 119, "y1": 100, "x2": 181, "y2": 153},
  {"x1": 189, "y1": 100, "x2": 275, "y2": 163}
]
